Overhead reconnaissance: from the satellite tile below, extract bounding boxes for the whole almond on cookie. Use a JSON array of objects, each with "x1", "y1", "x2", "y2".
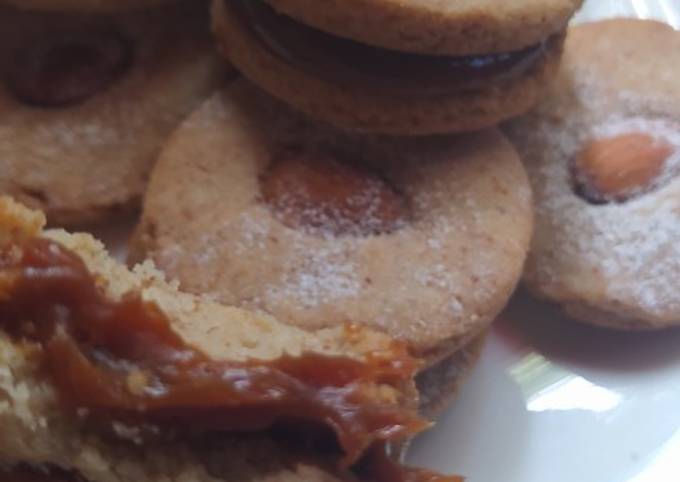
[
  {"x1": 573, "y1": 132, "x2": 672, "y2": 203},
  {"x1": 503, "y1": 18, "x2": 680, "y2": 331}
]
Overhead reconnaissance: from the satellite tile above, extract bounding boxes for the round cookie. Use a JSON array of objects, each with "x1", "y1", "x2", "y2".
[
  {"x1": 131, "y1": 81, "x2": 533, "y2": 365},
  {"x1": 0, "y1": 0, "x2": 176, "y2": 13},
  {"x1": 504, "y1": 19, "x2": 680, "y2": 330},
  {"x1": 211, "y1": 0, "x2": 570, "y2": 136},
  {"x1": 0, "y1": 3, "x2": 226, "y2": 225},
  {"x1": 265, "y1": 0, "x2": 583, "y2": 56}
]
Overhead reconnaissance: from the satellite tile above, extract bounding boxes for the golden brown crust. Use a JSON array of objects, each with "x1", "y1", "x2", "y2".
[
  {"x1": 212, "y1": 0, "x2": 564, "y2": 135},
  {"x1": 0, "y1": 3, "x2": 226, "y2": 226},
  {"x1": 504, "y1": 19, "x2": 680, "y2": 330},
  {"x1": 265, "y1": 0, "x2": 582, "y2": 55},
  {"x1": 131, "y1": 82, "x2": 533, "y2": 365}
]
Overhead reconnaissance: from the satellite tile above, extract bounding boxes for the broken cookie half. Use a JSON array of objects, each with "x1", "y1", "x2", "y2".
[{"x1": 0, "y1": 196, "x2": 458, "y2": 482}]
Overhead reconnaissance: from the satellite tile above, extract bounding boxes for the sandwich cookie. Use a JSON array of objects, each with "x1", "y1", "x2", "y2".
[
  {"x1": 417, "y1": 333, "x2": 486, "y2": 419},
  {"x1": 504, "y1": 19, "x2": 680, "y2": 330},
  {"x1": 131, "y1": 81, "x2": 533, "y2": 365},
  {"x1": 211, "y1": 0, "x2": 583, "y2": 135},
  {"x1": 0, "y1": 196, "x2": 456, "y2": 482},
  {"x1": 0, "y1": 3, "x2": 226, "y2": 225},
  {"x1": 389, "y1": 332, "x2": 487, "y2": 460},
  {"x1": 0, "y1": 0, "x2": 176, "y2": 13}
]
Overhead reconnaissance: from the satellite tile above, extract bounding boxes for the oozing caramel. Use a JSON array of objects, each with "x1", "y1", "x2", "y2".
[
  {"x1": 0, "y1": 237, "x2": 428, "y2": 467},
  {"x1": 261, "y1": 149, "x2": 408, "y2": 236},
  {"x1": 5, "y1": 29, "x2": 131, "y2": 107},
  {"x1": 0, "y1": 234, "x2": 468, "y2": 481},
  {"x1": 230, "y1": 0, "x2": 554, "y2": 97}
]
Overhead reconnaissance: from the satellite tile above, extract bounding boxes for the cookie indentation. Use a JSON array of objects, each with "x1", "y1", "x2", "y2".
[
  {"x1": 5, "y1": 29, "x2": 132, "y2": 107},
  {"x1": 571, "y1": 132, "x2": 673, "y2": 204},
  {"x1": 260, "y1": 149, "x2": 409, "y2": 237}
]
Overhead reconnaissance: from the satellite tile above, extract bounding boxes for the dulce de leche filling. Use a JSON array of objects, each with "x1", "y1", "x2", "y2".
[
  {"x1": 4, "y1": 29, "x2": 131, "y2": 107},
  {"x1": 0, "y1": 236, "x2": 453, "y2": 481},
  {"x1": 230, "y1": 0, "x2": 555, "y2": 97},
  {"x1": 261, "y1": 149, "x2": 409, "y2": 236}
]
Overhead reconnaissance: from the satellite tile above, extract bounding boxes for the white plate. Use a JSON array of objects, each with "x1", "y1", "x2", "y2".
[{"x1": 407, "y1": 2, "x2": 680, "y2": 481}]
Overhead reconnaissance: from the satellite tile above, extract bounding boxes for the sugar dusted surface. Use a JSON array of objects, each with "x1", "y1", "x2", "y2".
[
  {"x1": 140, "y1": 84, "x2": 534, "y2": 358},
  {"x1": 508, "y1": 63, "x2": 680, "y2": 324},
  {"x1": 0, "y1": 3, "x2": 223, "y2": 225},
  {"x1": 265, "y1": 174, "x2": 409, "y2": 238},
  {"x1": 546, "y1": 120, "x2": 676, "y2": 312},
  {"x1": 264, "y1": 241, "x2": 362, "y2": 309}
]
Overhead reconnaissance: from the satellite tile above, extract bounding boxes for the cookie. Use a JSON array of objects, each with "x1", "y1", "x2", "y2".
[
  {"x1": 264, "y1": 0, "x2": 583, "y2": 56},
  {"x1": 388, "y1": 333, "x2": 487, "y2": 460},
  {"x1": 0, "y1": 0, "x2": 176, "y2": 13},
  {"x1": 211, "y1": 0, "x2": 581, "y2": 135},
  {"x1": 0, "y1": 3, "x2": 226, "y2": 226},
  {"x1": 504, "y1": 19, "x2": 680, "y2": 330},
  {"x1": 0, "y1": 196, "x2": 449, "y2": 482},
  {"x1": 131, "y1": 81, "x2": 533, "y2": 365},
  {"x1": 417, "y1": 333, "x2": 487, "y2": 419}
]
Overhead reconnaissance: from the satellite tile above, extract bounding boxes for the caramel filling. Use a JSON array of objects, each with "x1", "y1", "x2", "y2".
[
  {"x1": 230, "y1": 0, "x2": 554, "y2": 97},
  {"x1": 572, "y1": 132, "x2": 673, "y2": 204},
  {"x1": 0, "y1": 236, "x2": 462, "y2": 482},
  {"x1": 0, "y1": 237, "x2": 429, "y2": 466},
  {"x1": 5, "y1": 29, "x2": 131, "y2": 107},
  {"x1": 261, "y1": 149, "x2": 409, "y2": 236}
]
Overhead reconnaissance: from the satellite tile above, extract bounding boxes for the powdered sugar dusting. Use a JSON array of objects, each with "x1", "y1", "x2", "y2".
[
  {"x1": 188, "y1": 167, "x2": 512, "y2": 325},
  {"x1": 518, "y1": 108, "x2": 680, "y2": 318},
  {"x1": 143, "y1": 88, "x2": 533, "y2": 347},
  {"x1": 267, "y1": 177, "x2": 408, "y2": 238},
  {"x1": 262, "y1": 154, "x2": 410, "y2": 238},
  {"x1": 234, "y1": 212, "x2": 272, "y2": 252},
  {"x1": 264, "y1": 242, "x2": 361, "y2": 309}
]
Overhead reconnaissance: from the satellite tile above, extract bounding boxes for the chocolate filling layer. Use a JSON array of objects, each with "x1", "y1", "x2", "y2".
[{"x1": 230, "y1": 0, "x2": 555, "y2": 97}]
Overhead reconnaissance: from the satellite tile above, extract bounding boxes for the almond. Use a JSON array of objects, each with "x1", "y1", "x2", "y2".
[
  {"x1": 260, "y1": 149, "x2": 408, "y2": 236},
  {"x1": 6, "y1": 29, "x2": 131, "y2": 108},
  {"x1": 572, "y1": 132, "x2": 673, "y2": 203}
]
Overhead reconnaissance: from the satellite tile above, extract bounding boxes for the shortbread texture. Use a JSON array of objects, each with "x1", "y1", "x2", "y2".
[
  {"x1": 504, "y1": 20, "x2": 680, "y2": 329},
  {"x1": 0, "y1": 3, "x2": 225, "y2": 225}
]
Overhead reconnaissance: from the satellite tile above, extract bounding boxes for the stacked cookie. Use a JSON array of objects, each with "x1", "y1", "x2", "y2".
[
  {"x1": 4, "y1": 2, "x2": 678, "y2": 482},
  {"x1": 0, "y1": 196, "x2": 441, "y2": 482},
  {"x1": 0, "y1": 0, "x2": 225, "y2": 225},
  {"x1": 131, "y1": 0, "x2": 583, "y2": 419},
  {"x1": 213, "y1": 0, "x2": 574, "y2": 135}
]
